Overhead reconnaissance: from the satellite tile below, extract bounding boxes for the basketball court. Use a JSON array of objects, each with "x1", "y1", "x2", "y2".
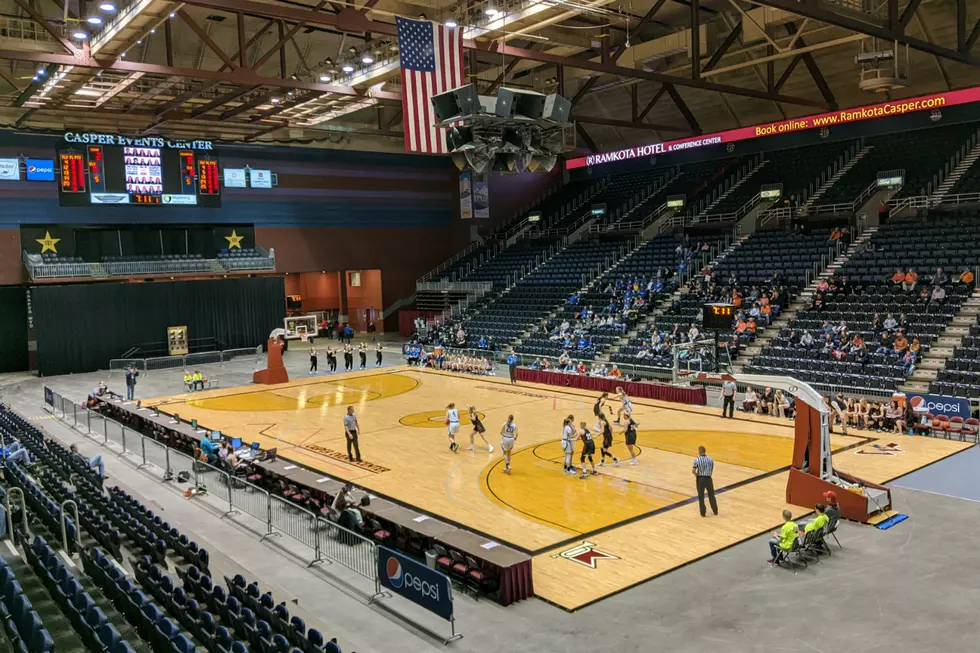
[{"x1": 145, "y1": 367, "x2": 972, "y2": 610}]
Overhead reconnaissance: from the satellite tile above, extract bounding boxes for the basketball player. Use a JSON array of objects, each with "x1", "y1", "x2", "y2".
[
  {"x1": 309, "y1": 345, "x2": 318, "y2": 374},
  {"x1": 500, "y1": 414, "x2": 518, "y2": 473},
  {"x1": 593, "y1": 392, "x2": 609, "y2": 420},
  {"x1": 596, "y1": 413, "x2": 619, "y2": 467},
  {"x1": 375, "y1": 343, "x2": 384, "y2": 367},
  {"x1": 359, "y1": 343, "x2": 367, "y2": 369},
  {"x1": 327, "y1": 347, "x2": 337, "y2": 373},
  {"x1": 466, "y1": 406, "x2": 493, "y2": 452},
  {"x1": 344, "y1": 344, "x2": 353, "y2": 371},
  {"x1": 578, "y1": 421, "x2": 598, "y2": 478},
  {"x1": 624, "y1": 415, "x2": 640, "y2": 465},
  {"x1": 445, "y1": 402, "x2": 461, "y2": 452},
  {"x1": 561, "y1": 415, "x2": 577, "y2": 475},
  {"x1": 614, "y1": 387, "x2": 633, "y2": 424}
]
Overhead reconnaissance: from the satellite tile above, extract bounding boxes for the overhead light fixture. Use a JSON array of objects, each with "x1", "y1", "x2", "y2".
[
  {"x1": 342, "y1": 64, "x2": 355, "y2": 73},
  {"x1": 150, "y1": 28, "x2": 156, "y2": 33},
  {"x1": 287, "y1": 91, "x2": 294, "y2": 96},
  {"x1": 73, "y1": 31, "x2": 88, "y2": 39},
  {"x1": 361, "y1": 54, "x2": 374, "y2": 64},
  {"x1": 37, "y1": 69, "x2": 45, "y2": 75},
  {"x1": 31, "y1": 76, "x2": 38, "y2": 82},
  {"x1": 485, "y1": 8, "x2": 499, "y2": 17},
  {"x1": 445, "y1": 19, "x2": 458, "y2": 28},
  {"x1": 87, "y1": 16, "x2": 103, "y2": 25},
  {"x1": 99, "y1": 2, "x2": 116, "y2": 11},
  {"x1": 319, "y1": 74, "x2": 331, "y2": 82},
  {"x1": 120, "y1": 52, "x2": 126, "y2": 57},
  {"x1": 271, "y1": 97, "x2": 281, "y2": 104},
  {"x1": 137, "y1": 40, "x2": 142, "y2": 44},
  {"x1": 170, "y1": 12, "x2": 175, "y2": 18}
]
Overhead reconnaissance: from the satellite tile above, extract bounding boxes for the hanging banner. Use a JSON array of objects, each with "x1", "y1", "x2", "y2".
[
  {"x1": 459, "y1": 171, "x2": 473, "y2": 220},
  {"x1": 473, "y1": 174, "x2": 489, "y2": 219}
]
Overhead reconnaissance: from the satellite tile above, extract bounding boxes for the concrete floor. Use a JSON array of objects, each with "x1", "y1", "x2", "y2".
[{"x1": 2, "y1": 351, "x2": 978, "y2": 653}]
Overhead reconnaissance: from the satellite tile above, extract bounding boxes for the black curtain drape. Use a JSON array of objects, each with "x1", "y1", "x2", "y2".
[
  {"x1": 33, "y1": 277, "x2": 285, "y2": 376},
  {"x1": 0, "y1": 286, "x2": 29, "y2": 374}
]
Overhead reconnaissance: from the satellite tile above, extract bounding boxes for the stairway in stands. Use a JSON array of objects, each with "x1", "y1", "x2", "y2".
[{"x1": 733, "y1": 227, "x2": 878, "y2": 372}]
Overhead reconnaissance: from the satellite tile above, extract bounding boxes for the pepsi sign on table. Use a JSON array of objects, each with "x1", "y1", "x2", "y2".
[{"x1": 377, "y1": 546, "x2": 453, "y2": 621}]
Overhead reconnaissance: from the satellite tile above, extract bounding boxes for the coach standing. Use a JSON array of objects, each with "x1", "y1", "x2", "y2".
[
  {"x1": 692, "y1": 446, "x2": 718, "y2": 517},
  {"x1": 507, "y1": 352, "x2": 518, "y2": 384},
  {"x1": 721, "y1": 378, "x2": 737, "y2": 418},
  {"x1": 125, "y1": 366, "x2": 139, "y2": 401},
  {"x1": 343, "y1": 406, "x2": 362, "y2": 463}
]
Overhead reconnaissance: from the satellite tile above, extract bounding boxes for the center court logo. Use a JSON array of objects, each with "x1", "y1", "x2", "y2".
[{"x1": 384, "y1": 554, "x2": 441, "y2": 599}]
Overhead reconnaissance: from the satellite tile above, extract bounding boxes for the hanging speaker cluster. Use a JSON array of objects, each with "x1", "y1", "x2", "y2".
[{"x1": 431, "y1": 83, "x2": 572, "y2": 174}]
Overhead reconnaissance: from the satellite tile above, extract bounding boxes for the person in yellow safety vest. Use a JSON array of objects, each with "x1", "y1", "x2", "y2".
[
  {"x1": 183, "y1": 371, "x2": 193, "y2": 391},
  {"x1": 192, "y1": 371, "x2": 204, "y2": 391}
]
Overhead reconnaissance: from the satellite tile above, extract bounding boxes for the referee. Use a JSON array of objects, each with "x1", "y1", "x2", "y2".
[
  {"x1": 721, "y1": 378, "x2": 737, "y2": 418},
  {"x1": 692, "y1": 446, "x2": 718, "y2": 517},
  {"x1": 343, "y1": 406, "x2": 362, "y2": 463}
]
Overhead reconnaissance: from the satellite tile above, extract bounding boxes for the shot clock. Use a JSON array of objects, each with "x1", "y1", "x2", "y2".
[{"x1": 702, "y1": 303, "x2": 735, "y2": 330}]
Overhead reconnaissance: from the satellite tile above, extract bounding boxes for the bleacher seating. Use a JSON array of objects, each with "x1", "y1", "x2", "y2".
[
  {"x1": 709, "y1": 142, "x2": 853, "y2": 214},
  {"x1": 516, "y1": 234, "x2": 686, "y2": 360},
  {"x1": 462, "y1": 237, "x2": 630, "y2": 348},
  {"x1": 746, "y1": 214, "x2": 980, "y2": 390},
  {"x1": 816, "y1": 123, "x2": 978, "y2": 205}
]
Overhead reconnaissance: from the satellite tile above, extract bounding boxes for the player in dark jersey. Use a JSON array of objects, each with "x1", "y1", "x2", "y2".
[
  {"x1": 326, "y1": 347, "x2": 337, "y2": 373},
  {"x1": 624, "y1": 415, "x2": 640, "y2": 465},
  {"x1": 596, "y1": 413, "x2": 619, "y2": 467},
  {"x1": 593, "y1": 392, "x2": 609, "y2": 419},
  {"x1": 578, "y1": 421, "x2": 598, "y2": 478},
  {"x1": 466, "y1": 405, "x2": 493, "y2": 452},
  {"x1": 375, "y1": 343, "x2": 384, "y2": 367},
  {"x1": 358, "y1": 343, "x2": 368, "y2": 369}
]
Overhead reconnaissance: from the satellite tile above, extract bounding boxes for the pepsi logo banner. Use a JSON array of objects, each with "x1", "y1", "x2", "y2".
[
  {"x1": 377, "y1": 546, "x2": 453, "y2": 621},
  {"x1": 26, "y1": 159, "x2": 55, "y2": 182},
  {"x1": 907, "y1": 393, "x2": 972, "y2": 419}
]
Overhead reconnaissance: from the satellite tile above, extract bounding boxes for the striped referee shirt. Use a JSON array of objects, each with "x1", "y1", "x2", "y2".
[{"x1": 693, "y1": 455, "x2": 714, "y2": 477}]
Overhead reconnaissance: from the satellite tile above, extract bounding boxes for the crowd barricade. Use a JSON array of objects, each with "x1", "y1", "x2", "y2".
[{"x1": 39, "y1": 388, "x2": 381, "y2": 589}]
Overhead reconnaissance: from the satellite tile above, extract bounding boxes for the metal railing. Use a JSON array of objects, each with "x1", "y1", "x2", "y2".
[
  {"x1": 417, "y1": 240, "x2": 482, "y2": 283},
  {"x1": 23, "y1": 250, "x2": 275, "y2": 281},
  {"x1": 416, "y1": 281, "x2": 494, "y2": 293},
  {"x1": 108, "y1": 345, "x2": 263, "y2": 375},
  {"x1": 888, "y1": 191, "x2": 980, "y2": 215},
  {"x1": 43, "y1": 389, "x2": 380, "y2": 585}
]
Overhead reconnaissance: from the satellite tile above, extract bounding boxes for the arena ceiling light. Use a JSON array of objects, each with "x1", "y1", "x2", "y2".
[
  {"x1": 319, "y1": 74, "x2": 331, "y2": 82},
  {"x1": 87, "y1": 16, "x2": 103, "y2": 25},
  {"x1": 361, "y1": 54, "x2": 374, "y2": 64},
  {"x1": 72, "y1": 31, "x2": 88, "y2": 40},
  {"x1": 445, "y1": 19, "x2": 458, "y2": 28},
  {"x1": 99, "y1": 2, "x2": 116, "y2": 10},
  {"x1": 341, "y1": 64, "x2": 355, "y2": 73}
]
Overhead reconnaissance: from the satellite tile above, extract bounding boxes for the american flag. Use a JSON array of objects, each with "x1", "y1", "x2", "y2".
[{"x1": 396, "y1": 16, "x2": 464, "y2": 154}]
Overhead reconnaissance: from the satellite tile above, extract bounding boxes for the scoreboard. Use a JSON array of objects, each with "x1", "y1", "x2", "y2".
[{"x1": 57, "y1": 144, "x2": 221, "y2": 208}]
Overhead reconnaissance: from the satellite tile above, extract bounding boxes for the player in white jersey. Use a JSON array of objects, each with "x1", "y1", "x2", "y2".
[
  {"x1": 614, "y1": 386, "x2": 633, "y2": 424},
  {"x1": 445, "y1": 402, "x2": 460, "y2": 453},
  {"x1": 561, "y1": 415, "x2": 577, "y2": 475},
  {"x1": 499, "y1": 415, "x2": 518, "y2": 473},
  {"x1": 578, "y1": 421, "x2": 598, "y2": 478}
]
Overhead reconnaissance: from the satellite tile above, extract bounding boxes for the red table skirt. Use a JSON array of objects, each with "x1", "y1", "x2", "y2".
[
  {"x1": 516, "y1": 369, "x2": 707, "y2": 406},
  {"x1": 498, "y1": 559, "x2": 533, "y2": 605}
]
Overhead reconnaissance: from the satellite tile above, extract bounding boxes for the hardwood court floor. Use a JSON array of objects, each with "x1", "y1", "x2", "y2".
[{"x1": 146, "y1": 367, "x2": 972, "y2": 610}]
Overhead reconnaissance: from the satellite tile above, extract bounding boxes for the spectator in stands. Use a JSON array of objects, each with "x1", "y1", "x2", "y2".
[
  {"x1": 903, "y1": 268, "x2": 918, "y2": 292},
  {"x1": 743, "y1": 386, "x2": 759, "y2": 413},
  {"x1": 876, "y1": 331, "x2": 895, "y2": 355},
  {"x1": 608, "y1": 365, "x2": 623, "y2": 378},
  {"x1": 576, "y1": 360, "x2": 587, "y2": 374},
  {"x1": 768, "y1": 509, "x2": 799, "y2": 564},
  {"x1": 901, "y1": 350, "x2": 917, "y2": 376},
  {"x1": 930, "y1": 284, "x2": 946, "y2": 305},
  {"x1": 5, "y1": 442, "x2": 32, "y2": 465},
  {"x1": 192, "y1": 370, "x2": 204, "y2": 390},
  {"x1": 878, "y1": 199, "x2": 889, "y2": 222},
  {"x1": 69, "y1": 443, "x2": 106, "y2": 478},
  {"x1": 909, "y1": 337, "x2": 921, "y2": 361},
  {"x1": 890, "y1": 268, "x2": 906, "y2": 286},
  {"x1": 959, "y1": 266, "x2": 975, "y2": 285},
  {"x1": 883, "y1": 313, "x2": 898, "y2": 331},
  {"x1": 893, "y1": 332, "x2": 909, "y2": 356},
  {"x1": 932, "y1": 267, "x2": 949, "y2": 286},
  {"x1": 816, "y1": 277, "x2": 829, "y2": 293},
  {"x1": 183, "y1": 371, "x2": 193, "y2": 391},
  {"x1": 688, "y1": 323, "x2": 701, "y2": 343}
]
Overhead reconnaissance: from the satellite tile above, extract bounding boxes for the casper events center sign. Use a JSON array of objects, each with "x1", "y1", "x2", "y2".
[
  {"x1": 63, "y1": 131, "x2": 214, "y2": 151},
  {"x1": 566, "y1": 86, "x2": 980, "y2": 170}
]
